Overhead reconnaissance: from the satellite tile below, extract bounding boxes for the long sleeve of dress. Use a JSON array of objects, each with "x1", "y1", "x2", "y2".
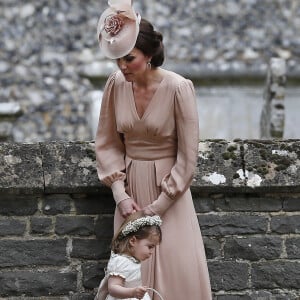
[
  {"x1": 148, "y1": 80, "x2": 199, "y2": 215},
  {"x1": 95, "y1": 72, "x2": 130, "y2": 204}
]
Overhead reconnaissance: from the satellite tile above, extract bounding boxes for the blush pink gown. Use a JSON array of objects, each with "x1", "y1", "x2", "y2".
[{"x1": 95, "y1": 69, "x2": 212, "y2": 300}]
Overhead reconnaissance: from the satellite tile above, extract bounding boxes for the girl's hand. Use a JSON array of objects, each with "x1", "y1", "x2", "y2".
[
  {"x1": 132, "y1": 286, "x2": 147, "y2": 299},
  {"x1": 117, "y1": 198, "x2": 141, "y2": 218}
]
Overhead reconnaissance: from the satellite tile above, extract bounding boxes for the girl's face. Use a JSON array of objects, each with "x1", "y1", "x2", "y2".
[
  {"x1": 116, "y1": 48, "x2": 150, "y2": 82},
  {"x1": 129, "y1": 234, "x2": 160, "y2": 262}
]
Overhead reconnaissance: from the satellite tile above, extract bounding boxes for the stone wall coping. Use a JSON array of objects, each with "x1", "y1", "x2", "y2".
[
  {"x1": 86, "y1": 61, "x2": 300, "y2": 82},
  {"x1": 1, "y1": 140, "x2": 300, "y2": 194}
]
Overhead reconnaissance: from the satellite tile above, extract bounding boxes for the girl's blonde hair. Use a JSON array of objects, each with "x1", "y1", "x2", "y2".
[{"x1": 111, "y1": 211, "x2": 162, "y2": 254}]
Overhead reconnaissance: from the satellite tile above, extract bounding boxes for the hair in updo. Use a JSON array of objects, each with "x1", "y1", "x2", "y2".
[{"x1": 135, "y1": 18, "x2": 164, "y2": 67}]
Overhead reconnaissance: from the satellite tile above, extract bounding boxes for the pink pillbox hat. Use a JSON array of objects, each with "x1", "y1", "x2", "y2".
[{"x1": 97, "y1": 0, "x2": 141, "y2": 59}]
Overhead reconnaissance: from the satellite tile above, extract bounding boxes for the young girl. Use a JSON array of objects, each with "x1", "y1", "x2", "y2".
[{"x1": 95, "y1": 212, "x2": 162, "y2": 300}]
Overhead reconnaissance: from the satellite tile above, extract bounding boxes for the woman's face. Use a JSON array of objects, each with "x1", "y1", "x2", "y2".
[{"x1": 116, "y1": 48, "x2": 150, "y2": 82}]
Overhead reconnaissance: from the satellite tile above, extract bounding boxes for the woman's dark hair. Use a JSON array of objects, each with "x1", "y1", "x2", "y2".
[{"x1": 135, "y1": 18, "x2": 164, "y2": 67}]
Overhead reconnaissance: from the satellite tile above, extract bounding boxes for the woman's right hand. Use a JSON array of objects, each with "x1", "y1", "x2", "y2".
[{"x1": 117, "y1": 198, "x2": 141, "y2": 218}]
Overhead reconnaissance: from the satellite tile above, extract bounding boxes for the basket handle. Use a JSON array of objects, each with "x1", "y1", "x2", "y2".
[{"x1": 146, "y1": 288, "x2": 164, "y2": 300}]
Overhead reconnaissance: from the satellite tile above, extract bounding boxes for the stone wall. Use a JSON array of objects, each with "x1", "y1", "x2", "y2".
[{"x1": 0, "y1": 140, "x2": 299, "y2": 299}]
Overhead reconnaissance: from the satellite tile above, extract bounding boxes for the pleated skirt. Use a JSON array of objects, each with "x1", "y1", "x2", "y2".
[{"x1": 114, "y1": 159, "x2": 212, "y2": 300}]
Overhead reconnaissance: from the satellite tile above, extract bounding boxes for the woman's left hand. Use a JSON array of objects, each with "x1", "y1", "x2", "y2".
[{"x1": 142, "y1": 206, "x2": 155, "y2": 216}]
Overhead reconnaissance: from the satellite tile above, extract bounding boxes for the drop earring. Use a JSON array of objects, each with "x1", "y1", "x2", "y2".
[{"x1": 147, "y1": 61, "x2": 151, "y2": 69}]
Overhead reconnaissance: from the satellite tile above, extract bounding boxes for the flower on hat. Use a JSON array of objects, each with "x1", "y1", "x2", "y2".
[
  {"x1": 121, "y1": 215, "x2": 162, "y2": 237},
  {"x1": 97, "y1": 0, "x2": 141, "y2": 59},
  {"x1": 104, "y1": 13, "x2": 125, "y2": 36}
]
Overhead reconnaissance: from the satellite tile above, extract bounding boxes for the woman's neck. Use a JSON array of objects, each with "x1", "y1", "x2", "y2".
[{"x1": 133, "y1": 68, "x2": 164, "y2": 88}]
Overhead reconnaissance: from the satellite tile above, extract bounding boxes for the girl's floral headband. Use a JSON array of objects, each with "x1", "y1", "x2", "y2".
[{"x1": 121, "y1": 215, "x2": 162, "y2": 237}]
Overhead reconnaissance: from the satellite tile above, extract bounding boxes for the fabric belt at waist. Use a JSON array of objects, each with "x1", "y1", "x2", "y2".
[{"x1": 125, "y1": 140, "x2": 176, "y2": 161}]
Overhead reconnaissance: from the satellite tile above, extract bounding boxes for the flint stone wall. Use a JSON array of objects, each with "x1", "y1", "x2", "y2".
[
  {"x1": 1, "y1": 0, "x2": 300, "y2": 142},
  {"x1": 0, "y1": 140, "x2": 299, "y2": 299}
]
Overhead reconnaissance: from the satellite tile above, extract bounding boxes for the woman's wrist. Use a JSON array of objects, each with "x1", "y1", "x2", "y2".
[
  {"x1": 147, "y1": 192, "x2": 174, "y2": 216},
  {"x1": 111, "y1": 180, "x2": 130, "y2": 204},
  {"x1": 116, "y1": 197, "x2": 131, "y2": 206}
]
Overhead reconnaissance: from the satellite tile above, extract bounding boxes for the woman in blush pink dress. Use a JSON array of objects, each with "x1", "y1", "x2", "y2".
[{"x1": 95, "y1": 1, "x2": 212, "y2": 299}]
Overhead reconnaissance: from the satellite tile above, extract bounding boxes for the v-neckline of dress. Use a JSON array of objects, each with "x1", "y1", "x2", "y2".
[{"x1": 129, "y1": 76, "x2": 166, "y2": 121}]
